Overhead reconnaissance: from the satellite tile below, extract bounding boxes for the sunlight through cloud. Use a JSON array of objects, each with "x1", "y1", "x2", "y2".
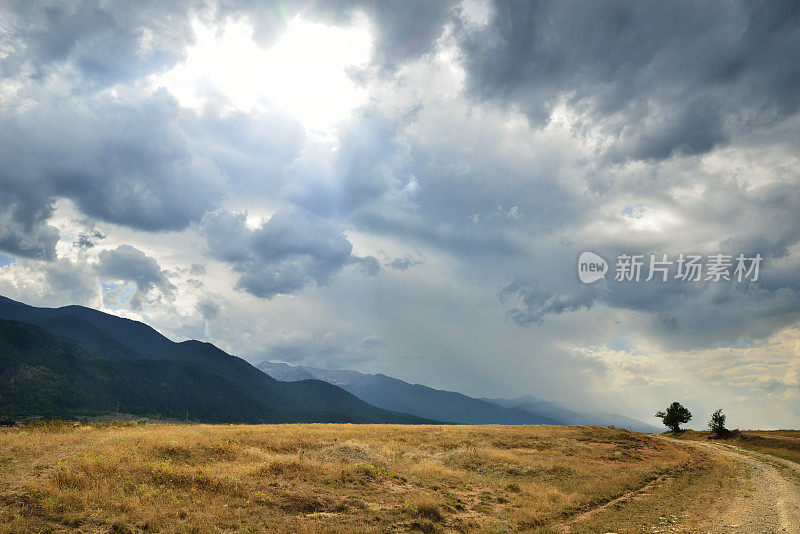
[{"x1": 152, "y1": 15, "x2": 372, "y2": 135}]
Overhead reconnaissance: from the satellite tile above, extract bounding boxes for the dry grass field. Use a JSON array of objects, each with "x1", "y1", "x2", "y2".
[{"x1": 0, "y1": 423, "x2": 732, "y2": 533}]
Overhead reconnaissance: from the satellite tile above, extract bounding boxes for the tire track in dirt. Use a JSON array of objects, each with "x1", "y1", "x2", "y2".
[
  {"x1": 551, "y1": 443, "x2": 709, "y2": 534},
  {"x1": 552, "y1": 473, "x2": 676, "y2": 533}
]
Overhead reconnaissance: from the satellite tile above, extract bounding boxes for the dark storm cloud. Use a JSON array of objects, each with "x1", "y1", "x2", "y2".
[
  {"x1": 96, "y1": 245, "x2": 176, "y2": 309},
  {"x1": 218, "y1": 0, "x2": 459, "y2": 68},
  {"x1": 0, "y1": 89, "x2": 227, "y2": 257},
  {"x1": 456, "y1": 0, "x2": 800, "y2": 160},
  {"x1": 359, "y1": 0, "x2": 460, "y2": 68},
  {"x1": 201, "y1": 208, "x2": 355, "y2": 299},
  {"x1": 0, "y1": 207, "x2": 59, "y2": 261},
  {"x1": 1, "y1": 0, "x2": 202, "y2": 84},
  {"x1": 500, "y1": 243, "x2": 800, "y2": 349}
]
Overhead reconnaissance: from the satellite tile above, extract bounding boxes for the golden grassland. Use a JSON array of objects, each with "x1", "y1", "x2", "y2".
[
  {"x1": 0, "y1": 422, "x2": 730, "y2": 533},
  {"x1": 675, "y1": 428, "x2": 800, "y2": 464}
]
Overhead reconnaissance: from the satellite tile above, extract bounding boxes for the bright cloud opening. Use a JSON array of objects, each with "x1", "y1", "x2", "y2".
[{"x1": 152, "y1": 15, "x2": 372, "y2": 134}]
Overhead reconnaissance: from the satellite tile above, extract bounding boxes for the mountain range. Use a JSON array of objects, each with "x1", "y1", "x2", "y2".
[
  {"x1": 257, "y1": 361, "x2": 661, "y2": 432},
  {"x1": 0, "y1": 295, "x2": 658, "y2": 431},
  {"x1": 0, "y1": 296, "x2": 430, "y2": 424}
]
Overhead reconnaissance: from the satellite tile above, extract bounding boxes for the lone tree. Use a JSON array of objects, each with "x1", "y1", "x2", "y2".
[
  {"x1": 708, "y1": 409, "x2": 728, "y2": 437},
  {"x1": 655, "y1": 401, "x2": 692, "y2": 432}
]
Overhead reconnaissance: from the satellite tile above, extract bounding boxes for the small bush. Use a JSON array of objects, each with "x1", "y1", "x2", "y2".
[{"x1": 708, "y1": 409, "x2": 729, "y2": 438}]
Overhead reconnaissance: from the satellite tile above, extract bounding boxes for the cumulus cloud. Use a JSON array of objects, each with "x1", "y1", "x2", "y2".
[
  {"x1": 96, "y1": 245, "x2": 176, "y2": 309},
  {"x1": 0, "y1": 257, "x2": 100, "y2": 307},
  {"x1": 201, "y1": 208, "x2": 355, "y2": 299}
]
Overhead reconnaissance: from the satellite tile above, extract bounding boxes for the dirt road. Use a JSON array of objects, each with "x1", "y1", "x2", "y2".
[{"x1": 682, "y1": 440, "x2": 800, "y2": 533}]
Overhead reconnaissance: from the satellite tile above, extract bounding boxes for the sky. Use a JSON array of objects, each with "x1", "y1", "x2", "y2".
[{"x1": 1, "y1": 0, "x2": 799, "y2": 429}]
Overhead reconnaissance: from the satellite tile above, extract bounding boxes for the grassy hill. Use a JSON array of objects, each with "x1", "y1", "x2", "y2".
[{"x1": 0, "y1": 296, "x2": 172, "y2": 358}]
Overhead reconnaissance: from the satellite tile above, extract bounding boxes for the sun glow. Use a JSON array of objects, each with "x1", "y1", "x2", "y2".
[{"x1": 152, "y1": 15, "x2": 372, "y2": 134}]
